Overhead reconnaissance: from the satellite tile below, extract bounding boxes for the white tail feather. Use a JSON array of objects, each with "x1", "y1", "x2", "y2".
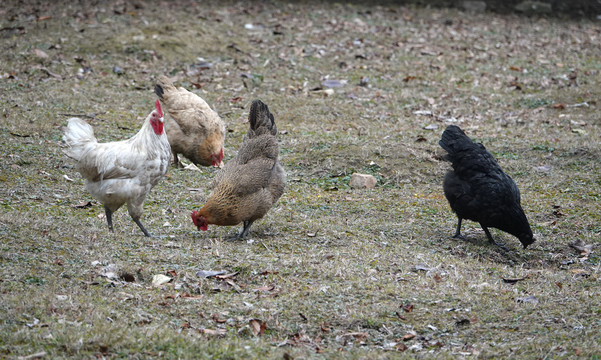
[{"x1": 62, "y1": 118, "x2": 97, "y2": 160}]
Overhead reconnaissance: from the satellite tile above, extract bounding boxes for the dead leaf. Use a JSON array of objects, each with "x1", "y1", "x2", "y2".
[
  {"x1": 299, "y1": 313, "x2": 308, "y2": 321},
  {"x1": 70, "y1": 201, "x2": 93, "y2": 209},
  {"x1": 395, "y1": 311, "x2": 406, "y2": 320},
  {"x1": 249, "y1": 319, "x2": 266, "y2": 336},
  {"x1": 212, "y1": 313, "x2": 227, "y2": 323},
  {"x1": 401, "y1": 333, "x2": 416, "y2": 341},
  {"x1": 255, "y1": 285, "x2": 275, "y2": 293},
  {"x1": 342, "y1": 332, "x2": 368, "y2": 341},
  {"x1": 33, "y1": 49, "x2": 48, "y2": 58},
  {"x1": 199, "y1": 328, "x2": 226, "y2": 336},
  {"x1": 569, "y1": 239, "x2": 593, "y2": 256},
  {"x1": 196, "y1": 270, "x2": 227, "y2": 278},
  {"x1": 167, "y1": 270, "x2": 177, "y2": 277},
  {"x1": 151, "y1": 274, "x2": 172, "y2": 287},
  {"x1": 402, "y1": 304, "x2": 414, "y2": 313},
  {"x1": 553, "y1": 103, "x2": 566, "y2": 109},
  {"x1": 569, "y1": 269, "x2": 590, "y2": 277},
  {"x1": 516, "y1": 295, "x2": 538, "y2": 304},
  {"x1": 215, "y1": 272, "x2": 239, "y2": 279},
  {"x1": 320, "y1": 322, "x2": 330, "y2": 333}
]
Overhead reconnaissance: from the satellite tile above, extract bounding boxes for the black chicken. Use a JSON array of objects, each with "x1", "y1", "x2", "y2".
[{"x1": 439, "y1": 125, "x2": 535, "y2": 249}]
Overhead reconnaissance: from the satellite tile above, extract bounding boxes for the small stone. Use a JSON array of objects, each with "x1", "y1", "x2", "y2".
[{"x1": 350, "y1": 173, "x2": 377, "y2": 189}]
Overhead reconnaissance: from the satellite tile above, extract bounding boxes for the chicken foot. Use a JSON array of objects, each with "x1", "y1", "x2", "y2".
[
  {"x1": 452, "y1": 217, "x2": 466, "y2": 241},
  {"x1": 230, "y1": 220, "x2": 255, "y2": 240},
  {"x1": 481, "y1": 226, "x2": 508, "y2": 251}
]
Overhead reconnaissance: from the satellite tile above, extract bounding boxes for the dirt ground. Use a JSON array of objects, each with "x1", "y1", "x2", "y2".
[{"x1": 1, "y1": 0, "x2": 600, "y2": 358}]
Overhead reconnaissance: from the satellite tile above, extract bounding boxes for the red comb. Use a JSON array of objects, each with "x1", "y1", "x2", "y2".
[{"x1": 155, "y1": 99, "x2": 163, "y2": 117}]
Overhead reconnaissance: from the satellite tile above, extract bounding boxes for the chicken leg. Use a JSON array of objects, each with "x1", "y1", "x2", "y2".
[
  {"x1": 452, "y1": 217, "x2": 466, "y2": 240},
  {"x1": 237, "y1": 220, "x2": 254, "y2": 239},
  {"x1": 105, "y1": 206, "x2": 114, "y2": 232},
  {"x1": 481, "y1": 225, "x2": 508, "y2": 251},
  {"x1": 133, "y1": 218, "x2": 152, "y2": 237}
]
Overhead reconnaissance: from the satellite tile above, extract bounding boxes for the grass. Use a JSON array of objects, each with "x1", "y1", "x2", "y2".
[{"x1": 1, "y1": 0, "x2": 601, "y2": 358}]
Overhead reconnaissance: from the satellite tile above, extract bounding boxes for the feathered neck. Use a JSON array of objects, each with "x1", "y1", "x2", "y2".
[{"x1": 127, "y1": 112, "x2": 169, "y2": 158}]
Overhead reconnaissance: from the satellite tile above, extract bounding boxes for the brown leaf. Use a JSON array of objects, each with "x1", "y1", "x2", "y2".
[
  {"x1": 509, "y1": 66, "x2": 522, "y2": 72},
  {"x1": 401, "y1": 304, "x2": 414, "y2": 313},
  {"x1": 320, "y1": 322, "x2": 330, "y2": 333},
  {"x1": 167, "y1": 270, "x2": 177, "y2": 277},
  {"x1": 569, "y1": 239, "x2": 593, "y2": 256},
  {"x1": 249, "y1": 319, "x2": 266, "y2": 336},
  {"x1": 401, "y1": 333, "x2": 416, "y2": 341},
  {"x1": 396, "y1": 343, "x2": 408, "y2": 352},
  {"x1": 433, "y1": 273, "x2": 443, "y2": 283},
  {"x1": 212, "y1": 313, "x2": 226, "y2": 323},
  {"x1": 255, "y1": 285, "x2": 275, "y2": 293},
  {"x1": 36, "y1": 16, "x2": 52, "y2": 21},
  {"x1": 70, "y1": 201, "x2": 93, "y2": 209},
  {"x1": 33, "y1": 49, "x2": 48, "y2": 58},
  {"x1": 395, "y1": 311, "x2": 406, "y2": 321},
  {"x1": 555, "y1": 281, "x2": 563, "y2": 289},
  {"x1": 199, "y1": 328, "x2": 226, "y2": 336},
  {"x1": 215, "y1": 272, "x2": 239, "y2": 279},
  {"x1": 553, "y1": 103, "x2": 566, "y2": 110}
]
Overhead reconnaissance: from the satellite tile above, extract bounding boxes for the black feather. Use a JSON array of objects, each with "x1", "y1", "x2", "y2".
[
  {"x1": 248, "y1": 100, "x2": 277, "y2": 136},
  {"x1": 439, "y1": 125, "x2": 535, "y2": 249},
  {"x1": 154, "y1": 84, "x2": 164, "y2": 100}
]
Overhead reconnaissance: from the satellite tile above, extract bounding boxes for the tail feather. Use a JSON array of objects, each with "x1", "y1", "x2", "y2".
[
  {"x1": 62, "y1": 118, "x2": 97, "y2": 160},
  {"x1": 249, "y1": 100, "x2": 277, "y2": 136},
  {"x1": 154, "y1": 75, "x2": 176, "y2": 101},
  {"x1": 438, "y1": 125, "x2": 469, "y2": 156}
]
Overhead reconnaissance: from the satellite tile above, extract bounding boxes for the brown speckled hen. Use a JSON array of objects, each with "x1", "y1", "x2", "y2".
[{"x1": 191, "y1": 100, "x2": 286, "y2": 239}]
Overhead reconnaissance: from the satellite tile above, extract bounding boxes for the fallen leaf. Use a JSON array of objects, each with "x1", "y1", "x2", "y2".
[
  {"x1": 167, "y1": 270, "x2": 177, "y2": 277},
  {"x1": 215, "y1": 272, "x2": 239, "y2": 279},
  {"x1": 255, "y1": 285, "x2": 275, "y2": 293},
  {"x1": 516, "y1": 295, "x2": 538, "y2": 304},
  {"x1": 569, "y1": 239, "x2": 593, "y2": 256},
  {"x1": 33, "y1": 49, "x2": 48, "y2": 58},
  {"x1": 401, "y1": 333, "x2": 416, "y2": 341},
  {"x1": 402, "y1": 304, "x2": 414, "y2": 313},
  {"x1": 320, "y1": 322, "x2": 330, "y2": 333},
  {"x1": 196, "y1": 270, "x2": 227, "y2": 278},
  {"x1": 199, "y1": 328, "x2": 226, "y2": 336},
  {"x1": 152, "y1": 274, "x2": 172, "y2": 287},
  {"x1": 212, "y1": 313, "x2": 227, "y2": 323},
  {"x1": 70, "y1": 201, "x2": 93, "y2": 208},
  {"x1": 553, "y1": 103, "x2": 566, "y2": 109},
  {"x1": 321, "y1": 79, "x2": 346, "y2": 88},
  {"x1": 249, "y1": 319, "x2": 266, "y2": 336},
  {"x1": 17, "y1": 351, "x2": 47, "y2": 360}
]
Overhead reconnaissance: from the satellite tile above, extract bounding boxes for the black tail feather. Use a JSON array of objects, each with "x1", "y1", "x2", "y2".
[
  {"x1": 249, "y1": 100, "x2": 277, "y2": 136},
  {"x1": 154, "y1": 84, "x2": 165, "y2": 100}
]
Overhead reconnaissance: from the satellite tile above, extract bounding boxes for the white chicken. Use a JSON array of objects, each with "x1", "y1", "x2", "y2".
[{"x1": 62, "y1": 100, "x2": 171, "y2": 237}]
